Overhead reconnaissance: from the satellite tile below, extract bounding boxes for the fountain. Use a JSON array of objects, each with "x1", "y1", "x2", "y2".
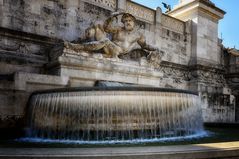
[
  {"x1": 23, "y1": 12, "x2": 205, "y2": 143},
  {"x1": 25, "y1": 87, "x2": 204, "y2": 142},
  {"x1": 1, "y1": 1, "x2": 239, "y2": 158}
]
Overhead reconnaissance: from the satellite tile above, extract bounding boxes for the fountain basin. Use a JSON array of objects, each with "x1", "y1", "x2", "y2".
[{"x1": 26, "y1": 87, "x2": 203, "y2": 141}]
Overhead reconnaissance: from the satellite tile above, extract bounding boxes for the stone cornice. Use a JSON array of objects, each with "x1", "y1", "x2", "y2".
[
  {"x1": 160, "y1": 61, "x2": 189, "y2": 71},
  {"x1": 189, "y1": 64, "x2": 225, "y2": 73},
  {"x1": 198, "y1": 2, "x2": 225, "y2": 20},
  {"x1": 0, "y1": 51, "x2": 47, "y2": 65},
  {"x1": 228, "y1": 48, "x2": 239, "y2": 56},
  {"x1": 168, "y1": 0, "x2": 225, "y2": 21},
  {"x1": 199, "y1": 0, "x2": 225, "y2": 14},
  {"x1": 0, "y1": 27, "x2": 62, "y2": 45}
]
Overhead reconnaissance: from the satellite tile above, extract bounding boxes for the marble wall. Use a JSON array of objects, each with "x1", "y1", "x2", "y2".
[
  {"x1": 0, "y1": 0, "x2": 237, "y2": 133},
  {"x1": 0, "y1": 0, "x2": 191, "y2": 65}
]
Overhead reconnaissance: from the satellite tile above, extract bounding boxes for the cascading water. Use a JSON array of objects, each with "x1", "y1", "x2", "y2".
[{"x1": 26, "y1": 87, "x2": 204, "y2": 142}]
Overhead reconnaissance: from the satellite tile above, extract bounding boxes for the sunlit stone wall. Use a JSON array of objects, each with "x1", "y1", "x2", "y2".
[
  {"x1": 0, "y1": 0, "x2": 191, "y2": 65},
  {"x1": 0, "y1": 0, "x2": 237, "y2": 133}
]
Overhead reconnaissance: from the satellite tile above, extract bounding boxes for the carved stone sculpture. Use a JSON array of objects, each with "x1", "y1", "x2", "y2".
[{"x1": 64, "y1": 12, "x2": 164, "y2": 63}]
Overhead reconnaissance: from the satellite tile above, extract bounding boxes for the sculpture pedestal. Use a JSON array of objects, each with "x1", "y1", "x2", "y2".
[{"x1": 47, "y1": 49, "x2": 164, "y2": 87}]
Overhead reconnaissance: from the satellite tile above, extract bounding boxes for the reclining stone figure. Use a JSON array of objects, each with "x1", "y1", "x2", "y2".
[{"x1": 64, "y1": 12, "x2": 164, "y2": 62}]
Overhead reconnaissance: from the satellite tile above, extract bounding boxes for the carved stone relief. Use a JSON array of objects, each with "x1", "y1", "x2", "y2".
[
  {"x1": 191, "y1": 70, "x2": 226, "y2": 87},
  {"x1": 161, "y1": 15, "x2": 184, "y2": 33},
  {"x1": 62, "y1": 12, "x2": 164, "y2": 68},
  {"x1": 84, "y1": 2, "x2": 111, "y2": 17},
  {"x1": 158, "y1": 65, "x2": 190, "y2": 88},
  {"x1": 0, "y1": 37, "x2": 41, "y2": 55},
  {"x1": 126, "y1": 1, "x2": 155, "y2": 23},
  {"x1": 5, "y1": 42, "x2": 29, "y2": 54},
  {"x1": 88, "y1": 0, "x2": 116, "y2": 9}
]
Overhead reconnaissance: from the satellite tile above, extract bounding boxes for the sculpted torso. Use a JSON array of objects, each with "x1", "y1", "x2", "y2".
[{"x1": 112, "y1": 28, "x2": 142, "y2": 53}]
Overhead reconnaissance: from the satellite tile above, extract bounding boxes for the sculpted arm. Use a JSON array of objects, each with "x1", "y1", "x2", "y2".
[
  {"x1": 137, "y1": 34, "x2": 158, "y2": 51},
  {"x1": 103, "y1": 13, "x2": 122, "y2": 33}
]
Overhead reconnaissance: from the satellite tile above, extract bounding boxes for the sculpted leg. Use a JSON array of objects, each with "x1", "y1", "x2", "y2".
[
  {"x1": 64, "y1": 40, "x2": 107, "y2": 52},
  {"x1": 64, "y1": 42, "x2": 84, "y2": 52},
  {"x1": 103, "y1": 40, "x2": 122, "y2": 58},
  {"x1": 64, "y1": 39, "x2": 122, "y2": 59},
  {"x1": 83, "y1": 40, "x2": 108, "y2": 51}
]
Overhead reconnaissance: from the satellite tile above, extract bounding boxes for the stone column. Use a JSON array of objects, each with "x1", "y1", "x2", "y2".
[
  {"x1": 155, "y1": 7, "x2": 162, "y2": 25},
  {"x1": 185, "y1": 20, "x2": 192, "y2": 63},
  {"x1": 65, "y1": 0, "x2": 79, "y2": 41},
  {"x1": 168, "y1": 0, "x2": 234, "y2": 123},
  {"x1": 168, "y1": 0, "x2": 225, "y2": 65},
  {"x1": 155, "y1": 7, "x2": 162, "y2": 48},
  {"x1": 117, "y1": 0, "x2": 126, "y2": 12}
]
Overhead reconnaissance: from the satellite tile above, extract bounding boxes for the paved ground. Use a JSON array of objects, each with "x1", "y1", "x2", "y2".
[{"x1": 0, "y1": 141, "x2": 239, "y2": 159}]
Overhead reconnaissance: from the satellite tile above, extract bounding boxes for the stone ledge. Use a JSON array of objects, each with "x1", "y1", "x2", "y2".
[
  {"x1": 1, "y1": 141, "x2": 239, "y2": 159},
  {"x1": 14, "y1": 72, "x2": 69, "y2": 91},
  {"x1": 0, "y1": 27, "x2": 62, "y2": 45},
  {"x1": 0, "y1": 51, "x2": 47, "y2": 66},
  {"x1": 48, "y1": 51, "x2": 165, "y2": 86}
]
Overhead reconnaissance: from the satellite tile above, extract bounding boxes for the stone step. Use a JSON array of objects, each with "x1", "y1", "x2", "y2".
[{"x1": 1, "y1": 141, "x2": 239, "y2": 159}]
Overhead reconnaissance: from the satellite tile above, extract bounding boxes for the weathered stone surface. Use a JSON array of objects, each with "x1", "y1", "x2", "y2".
[
  {"x1": 0, "y1": 72, "x2": 69, "y2": 130},
  {"x1": 1, "y1": 141, "x2": 239, "y2": 159},
  {"x1": 0, "y1": 0, "x2": 190, "y2": 65},
  {"x1": 0, "y1": 0, "x2": 238, "y2": 133},
  {"x1": 47, "y1": 49, "x2": 192, "y2": 89},
  {"x1": 0, "y1": 27, "x2": 61, "y2": 74}
]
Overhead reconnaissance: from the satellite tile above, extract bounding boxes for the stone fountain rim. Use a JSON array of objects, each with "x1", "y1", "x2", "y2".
[{"x1": 31, "y1": 87, "x2": 198, "y2": 96}]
